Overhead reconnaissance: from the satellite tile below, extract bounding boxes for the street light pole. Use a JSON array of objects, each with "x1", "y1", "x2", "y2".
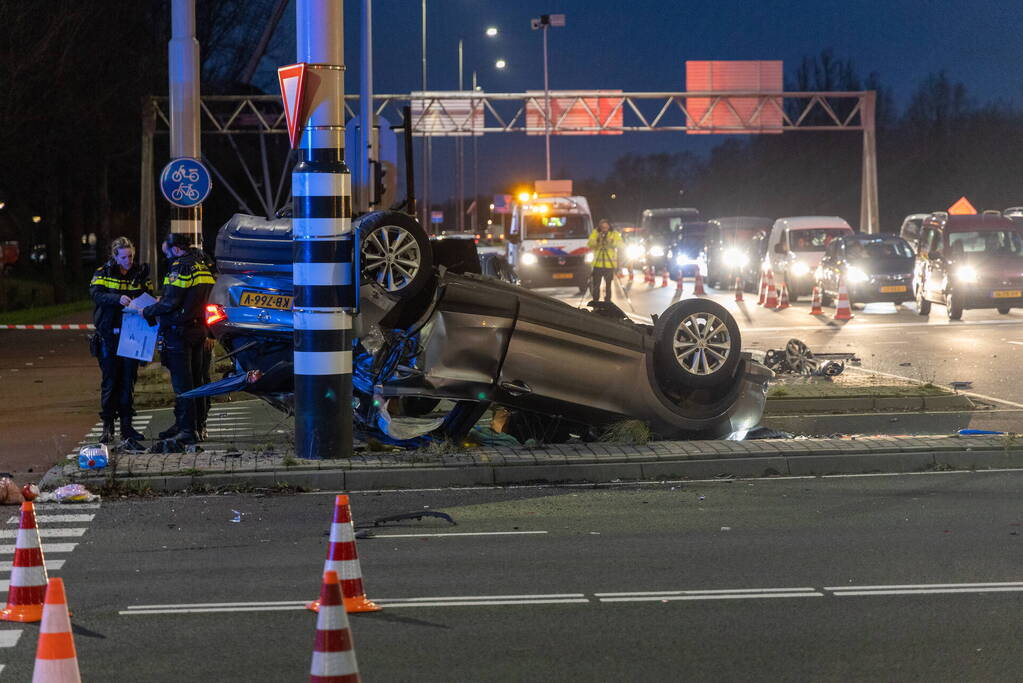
[
  {"x1": 457, "y1": 38, "x2": 464, "y2": 231},
  {"x1": 532, "y1": 14, "x2": 564, "y2": 181},
  {"x1": 421, "y1": 0, "x2": 430, "y2": 229}
]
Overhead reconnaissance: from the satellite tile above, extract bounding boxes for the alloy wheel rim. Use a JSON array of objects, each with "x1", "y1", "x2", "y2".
[
  {"x1": 361, "y1": 225, "x2": 421, "y2": 291},
  {"x1": 671, "y1": 312, "x2": 731, "y2": 375}
]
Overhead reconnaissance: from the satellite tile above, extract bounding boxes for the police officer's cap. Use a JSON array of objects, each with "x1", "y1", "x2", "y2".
[{"x1": 163, "y1": 232, "x2": 192, "y2": 250}]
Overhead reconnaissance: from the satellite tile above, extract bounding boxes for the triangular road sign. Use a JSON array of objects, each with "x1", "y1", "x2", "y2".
[
  {"x1": 948, "y1": 196, "x2": 977, "y2": 215},
  {"x1": 278, "y1": 63, "x2": 308, "y2": 149}
]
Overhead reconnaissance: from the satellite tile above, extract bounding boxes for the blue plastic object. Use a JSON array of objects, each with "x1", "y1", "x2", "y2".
[
  {"x1": 78, "y1": 453, "x2": 108, "y2": 469},
  {"x1": 957, "y1": 429, "x2": 1005, "y2": 435}
]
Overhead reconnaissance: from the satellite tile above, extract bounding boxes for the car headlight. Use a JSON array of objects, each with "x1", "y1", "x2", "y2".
[
  {"x1": 846, "y1": 266, "x2": 869, "y2": 284},
  {"x1": 790, "y1": 261, "x2": 811, "y2": 277},
  {"x1": 521, "y1": 252, "x2": 538, "y2": 266},
  {"x1": 956, "y1": 265, "x2": 978, "y2": 283},
  {"x1": 584, "y1": 252, "x2": 594, "y2": 263},
  {"x1": 675, "y1": 254, "x2": 688, "y2": 265},
  {"x1": 626, "y1": 244, "x2": 644, "y2": 260},
  {"x1": 648, "y1": 245, "x2": 665, "y2": 257},
  {"x1": 722, "y1": 248, "x2": 749, "y2": 268}
]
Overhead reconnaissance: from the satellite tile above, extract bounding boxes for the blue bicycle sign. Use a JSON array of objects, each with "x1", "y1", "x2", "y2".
[{"x1": 160, "y1": 158, "x2": 212, "y2": 208}]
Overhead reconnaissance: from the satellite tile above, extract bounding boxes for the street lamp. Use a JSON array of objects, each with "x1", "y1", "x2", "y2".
[
  {"x1": 485, "y1": 26, "x2": 498, "y2": 37},
  {"x1": 31, "y1": 215, "x2": 41, "y2": 223},
  {"x1": 495, "y1": 59, "x2": 507, "y2": 69},
  {"x1": 531, "y1": 13, "x2": 565, "y2": 181}
]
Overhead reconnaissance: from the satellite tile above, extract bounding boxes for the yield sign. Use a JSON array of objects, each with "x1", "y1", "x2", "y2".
[
  {"x1": 278, "y1": 63, "x2": 308, "y2": 149},
  {"x1": 948, "y1": 196, "x2": 977, "y2": 215}
]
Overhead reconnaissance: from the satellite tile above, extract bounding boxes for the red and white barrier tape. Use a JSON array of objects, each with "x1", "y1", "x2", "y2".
[{"x1": 0, "y1": 324, "x2": 94, "y2": 330}]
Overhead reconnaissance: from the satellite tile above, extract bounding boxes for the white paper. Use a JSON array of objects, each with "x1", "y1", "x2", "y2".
[{"x1": 116, "y1": 293, "x2": 159, "y2": 361}]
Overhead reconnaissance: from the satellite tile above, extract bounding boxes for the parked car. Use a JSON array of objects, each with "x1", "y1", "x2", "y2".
[
  {"x1": 666, "y1": 220, "x2": 709, "y2": 280},
  {"x1": 815, "y1": 233, "x2": 915, "y2": 306},
  {"x1": 914, "y1": 211, "x2": 1023, "y2": 320},
  {"x1": 898, "y1": 213, "x2": 931, "y2": 253},
  {"x1": 739, "y1": 230, "x2": 771, "y2": 292},
  {"x1": 764, "y1": 216, "x2": 854, "y2": 300},
  {"x1": 1003, "y1": 207, "x2": 1023, "y2": 223},
  {"x1": 637, "y1": 208, "x2": 700, "y2": 275},
  {"x1": 196, "y1": 211, "x2": 772, "y2": 441},
  {"x1": 704, "y1": 217, "x2": 773, "y2": 288}
]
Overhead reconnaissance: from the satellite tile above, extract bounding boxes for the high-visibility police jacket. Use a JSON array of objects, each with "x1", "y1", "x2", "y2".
[
  {"x1": 89, "y1": 260, "x2": 153, "y2": 339},
  {"x1": 587, "y1": 229, "x2": 623, "y2": 269},
  {"x1": 142, "y1": 251, "x2": 216, "y2": 332}
]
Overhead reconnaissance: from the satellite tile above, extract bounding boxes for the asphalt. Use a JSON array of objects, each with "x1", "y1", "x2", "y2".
[{"x1": 43, "y1": 398, "x2": 1023, "y2": 494}]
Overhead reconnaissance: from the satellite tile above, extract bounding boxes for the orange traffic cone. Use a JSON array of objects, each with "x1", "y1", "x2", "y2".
[
  {"x1": 734, "y1": 276, "x2": 744, "y2": 302},
  {"x1": 307, "y1": 495, "x2": 380, "y2": 614},
  {"x1": 675, "y1": 274, "x2": 685, "y2": 294},
  {"x1": 1, "y1": 501, "x2": 47, "y2": 623},
  {"x1": 834, "y1": 276, "x2": 854, "y2": 320},
  {"x1": 763, "y1": 270, "x2": 779, "y2": 308},
  {"x1": 31, "y1": 578, "x2": 80, "y2": 683},
  {"x1": 693, "y1": 270, "x2": 706, "y2": 296},
  {"x1": 777, "y1": 281, "x2": 791, "y2": 309},
  {"x1": 809, "y1": 284, "x2": 824, "y2": 315},
  {"x1": 756, "y1": 270, "x2": 767, "y2": 305},
  {"x1": 660, "y1": 271, "x2": 668, "y2": 287},
  {"x1": 309, "y1": 571, "x2": 360, "y2": 683},
  {"x1": 627, "y1": 268, "x2": 634, "y2": 284}
]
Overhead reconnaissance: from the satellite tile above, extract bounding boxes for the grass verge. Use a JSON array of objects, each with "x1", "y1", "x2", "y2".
[{"x1": 0, "y1": 299, "x2": 92, "y2": 325}]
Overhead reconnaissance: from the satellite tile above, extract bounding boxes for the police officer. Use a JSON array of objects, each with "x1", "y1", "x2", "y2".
[
  {"x1": 587, "y1": 218, "x2": 623, "y2": 303},
  {"x1": 89, "y1": 237, "x2": 153, "y2": 443},
  {"x1": 142, "y1": 232, "x2": 215, "y2": 445}
]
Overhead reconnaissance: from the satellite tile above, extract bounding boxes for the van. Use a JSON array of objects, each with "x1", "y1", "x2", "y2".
[
  {"x1": 764, "y1": 216, "x2": 853, "y2": 300},
  {"x1": 508, "y1": 195, "x2": 594, "y2": 292}
]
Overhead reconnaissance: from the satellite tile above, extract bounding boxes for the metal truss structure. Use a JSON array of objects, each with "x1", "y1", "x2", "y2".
[{"x1": 139, "y1": 90, "x2": 878, "y2": 263}]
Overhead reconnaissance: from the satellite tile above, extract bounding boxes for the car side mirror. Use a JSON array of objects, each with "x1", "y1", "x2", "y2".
[{"x1": 773, "y1": 243, "x2": 786, "y2": 254}]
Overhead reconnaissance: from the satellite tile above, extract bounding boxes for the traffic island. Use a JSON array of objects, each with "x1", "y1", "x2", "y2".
[{"x1": 763, "y1": 372, "x2": 975, "y2": 415}]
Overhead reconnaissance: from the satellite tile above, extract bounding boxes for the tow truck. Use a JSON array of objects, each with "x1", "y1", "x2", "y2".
[{"x1": 506, "y1": 180, "x2": 594, "y2": 292}]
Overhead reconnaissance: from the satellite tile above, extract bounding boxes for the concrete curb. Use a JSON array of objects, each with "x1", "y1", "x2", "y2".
[
  {"x1": 56, "y1": 437, "x2": 1023, "y2": 493},
  {"x1": 764, "y1": 393, "x2": 974, "y2": 414}
]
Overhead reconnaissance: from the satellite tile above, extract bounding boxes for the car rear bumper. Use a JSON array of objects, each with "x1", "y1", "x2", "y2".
[{"x1": 518, "y1": 265, "x2": 592, "y2": 288}]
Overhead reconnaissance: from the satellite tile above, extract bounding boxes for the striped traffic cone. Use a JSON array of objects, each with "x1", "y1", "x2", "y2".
[
  {"x1": 644, "y1": 267, "x2": 654, "y2": 285},
  {"x1": 675, "y1": 274, "x2": 685, "y2": 294},
  {"x1": 31, "y1": 578, "x2": 81, "y2": 683},
  {"x1": 734, "y1": 276, "x2": 744, "y2": 302},
  {"x1": 763, "y1": 270, "x2": 779, "y2": 308},
  {"x1": 834, "y1": 276, "x2": 854, "y2": 320},
  {"x1": 777, "y1": 281, "x2": 791, "y2": 309},
  {"x1": 693, "y1": 269, "x2": 706, "y2": 295},
  {"x1": 756, "y1": 270, "x2": 767, "y2": 305},
  {"x1": 809, "y1": 284, "x2": 824, "y2": 315},
  {"x1": 309, "y1": 571, "x2": 360, "y2": 683},
  {"x1": 627, "y1": 268, "x2": 634, "y2": 284},
  {"x1": 1, "y1": 501, "x2": 47, "y2": 623},
  {"x1": 307, "y1": 495, "x2": 380, "y2": 614},
  {"x1": 660, "y1": 271, "x2": 668, "y2": 288}
]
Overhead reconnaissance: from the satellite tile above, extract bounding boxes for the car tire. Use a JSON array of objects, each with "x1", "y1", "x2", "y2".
[
  {"x1": 654, "y1": 298, "x2": 741, "y2": 390},
  {"x1": 998, "y1": 306, "x2": 1011, "y2": 315},
  {"x1": 357, "y1": 211, "x2": 433, "y2": 298},
  {"x1": 916, "y1": 283, "x2": 931, "y2": 316},
  {"x1": 946, "y1": 292, "x2": 963, "y2": 321}
]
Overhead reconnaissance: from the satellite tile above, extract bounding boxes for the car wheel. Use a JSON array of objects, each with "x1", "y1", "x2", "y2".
[
  {"x1": 946, "y1": 291, "x2": 963, "y2": 321},
  {"x1": 357, "y1": 211, "x2": 433, "y2": 298},
  {"x1": 654, "y1": 298, "x2": 741, "y2": 390},
  {"x1": 998, "y1": 306, "x2": 1011, "y2": 315},
  {"x1": 915, "y1": 283, "x2": 931, "y2": 315}
]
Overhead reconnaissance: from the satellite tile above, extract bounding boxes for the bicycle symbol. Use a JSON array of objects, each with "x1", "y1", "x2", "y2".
[
  {"x1": 171, "y1": 165, "x2": 200, "y2": 183},
  {"x1": 171, "y1": 184, "x2": 200, "y2": 202}
]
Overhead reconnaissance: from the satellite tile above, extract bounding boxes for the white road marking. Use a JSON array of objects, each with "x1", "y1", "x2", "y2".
[
  {"x1": 826, "y1": 581, "x2": 1023, "y2": 591},
  {"x1": 0, "y1": 543, "x2": 77, "y2": 554},
  {"x1": 845, "y1": 365, "x2": 1023, "y2": 410},
  {"x1": 0, "y1": 631, "x2": 21, "y2": 648},
  {"x1": 743, "y1": 319, "x2": 1023, "y2": 334},
  {"x1": 1008, "y1": 341, "x2": 1023, "y2": 346},
  {"x1": 32, "y1": 503, "x2": 100, "y2": 510},
  {"x1": 0, "y1": 580, "x2": 7, "y2": 592},
  {"x1": 599, "y1": 592, "x2": 822, "y2": 602},
  {"x1": 0, "y1": 527, "x2": 88, "y2": 538},
  {"x1": 378, "y1": 593, "x2": 586, "y2": 601},
  {"x1": 376, "y1": 598, "x2": 592, "y2": 608},
  {"x1": 121, "y1": 605, "x2": 308, "y2": 615},
  {"x1": 0, "y1": 559, "x2": 65, "y2": 571},
  {"x1": 370, "y1": 531, "x2": 548, "y2": 538},
  {"x1": 596, "y1": 588, "x2": 817, "y2": 596},
  {"x1": 6, "y1": 515, "x2": 94, "y2": 524}
]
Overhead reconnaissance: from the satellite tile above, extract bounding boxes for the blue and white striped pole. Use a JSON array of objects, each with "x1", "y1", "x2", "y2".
[{"x1": 293, "y1": 0, "x2": 354, "y2": 459}]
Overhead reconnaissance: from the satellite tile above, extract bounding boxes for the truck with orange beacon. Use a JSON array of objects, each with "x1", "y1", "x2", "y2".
[{"x1": 506, "y1": 180, "x2": 594, "y2": 293}]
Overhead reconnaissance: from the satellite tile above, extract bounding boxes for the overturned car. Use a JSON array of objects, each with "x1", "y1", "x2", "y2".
[{"x1": 196, "y1": 210, "x2": 772, "y2": 442}]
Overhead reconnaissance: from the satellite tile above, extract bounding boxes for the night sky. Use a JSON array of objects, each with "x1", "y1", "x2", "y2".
[{"x1": 257, "y1": 0, "x2": 1023, "y2": 203}]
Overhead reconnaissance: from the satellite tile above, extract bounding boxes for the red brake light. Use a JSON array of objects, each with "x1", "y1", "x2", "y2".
[{"x1": 205, "y1": 303, "x2": 226, "y2": 326}]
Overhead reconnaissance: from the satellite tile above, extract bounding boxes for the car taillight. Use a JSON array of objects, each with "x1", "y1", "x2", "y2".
[{"x1": 205, "y1": 303, "x2": 226, "y2": 326}]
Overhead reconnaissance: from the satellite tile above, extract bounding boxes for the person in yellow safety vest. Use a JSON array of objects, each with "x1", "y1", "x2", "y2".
[{"x1": 587, "y1": 218, "x2": 623, "y2": 302}]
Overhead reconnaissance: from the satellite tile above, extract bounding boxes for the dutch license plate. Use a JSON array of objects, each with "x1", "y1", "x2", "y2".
[
  {"x1": 993, "y1": 290, "x2": 1021, "y2": 298},
  {"x1": 879, "y1": 285, "x2": 907, "y2": 293},
  {"x1": 239, "y1": 291, "x2": 293, "y2": 310},
  {"x1": 552, "y1": 272, "x2": 573, "y2": 279}
]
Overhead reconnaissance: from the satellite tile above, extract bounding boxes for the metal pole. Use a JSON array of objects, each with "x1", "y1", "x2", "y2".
[
  {"x1": 139, "y1": 99, "x2": 158, "y2": 274},
  {"x1": 472, "y1": 70, "x2": 478, "y2": 233},
  {"x1": 542, "y1": 25, "x2": 551, "y2": 181},
  {"x1": 860, "y1": 91, "x2": 879, "y2": 234},
  {"x1": 457, "y1": 39, "x2": 464, "y2": 231},
  {"x1": 421, "y1": 0, "x2": 430, "y2": 230},
  {"x1": 359, "y1": 0, "x2": 373, "y2": 213},
  {"x1": 168, "y1": 0, "x2": 203, "y2": 247},
  {"x1": 293, "y1": 0, "x2": 353, "y2": 460}
]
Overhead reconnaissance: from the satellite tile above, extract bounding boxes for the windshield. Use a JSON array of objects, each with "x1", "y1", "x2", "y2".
[
  {"x1": 720, "y1": 228, "x2": 757, "y2": 245},
  {"x1": 788, "y1": 228, "x2": 848, "y2": 251},
  {"x1": 522, "y1": 214, "x2": 590, "y2": 239},
  {"x1": 847, "y1": 240, "x2": 914, "y2": 260},
  {"x1": 947, "y1": 231, "x2": 1023, "y2": 256}
]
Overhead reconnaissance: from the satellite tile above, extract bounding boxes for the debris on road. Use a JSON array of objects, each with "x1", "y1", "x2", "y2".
[
  {"x1": 762, "y1": 338, "x2": 860, "y2": 376},
  {"x1": 38, "y1": 483, "x2": 99, "y2": 503}
]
